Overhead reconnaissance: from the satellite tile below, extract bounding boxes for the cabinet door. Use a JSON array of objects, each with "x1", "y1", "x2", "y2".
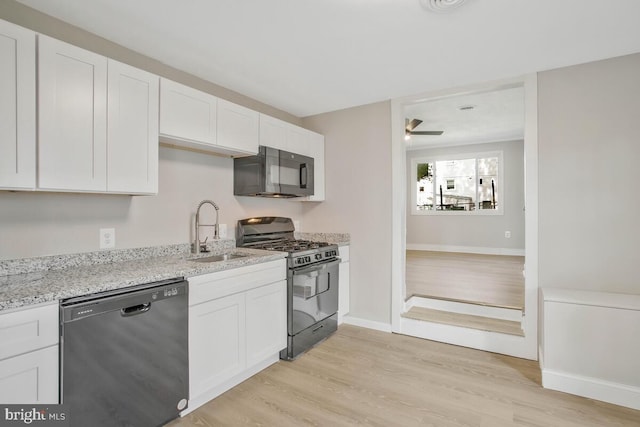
[
  {"x1": 0, "y1": 19, "x2": 36, "y2": 190},
  {"x1": 0, "y1": 303, "x2": 58, "y2": 361},
  {"x1": 259, "y1": 113, "x2": 288, "y2": 150},
  {"x1": 159, "y1": 78, "x2": 217, "y2": 148},
  {"x1": 0, "y1": 346, "x2": 58, "y2": 404},
  {"x1": 107, "y1": 60, "x2": 159, "y2": 194},
  {"x1": 286, "y1": 124, "x2": 308, "y2": 153},
  {"x1": 246, "y1": 281, "x2": 287, "y2": 366},
  {"x1": 189, "y1": 293, "x2": 246, "y2": 399},
  {"x1": 217, "y1": 99, "x2": 259, "y2": 155},
  {"x1": 38, "y1": 35, "x2": 107, "y2": 191}
]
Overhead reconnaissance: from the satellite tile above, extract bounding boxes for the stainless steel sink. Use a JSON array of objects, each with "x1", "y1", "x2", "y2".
[{"x1": 190, "y1": 253, "x2": 247, "y2": 263}]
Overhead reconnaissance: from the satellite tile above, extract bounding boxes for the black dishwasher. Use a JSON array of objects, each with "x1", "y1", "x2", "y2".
[{"x1": 60, "y1": 278, "x2": 189, "y2": 427}]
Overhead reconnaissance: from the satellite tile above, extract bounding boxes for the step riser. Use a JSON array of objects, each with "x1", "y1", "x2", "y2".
[{"x1": 405, "y1": 296, "x2": 523, "y2": 322}]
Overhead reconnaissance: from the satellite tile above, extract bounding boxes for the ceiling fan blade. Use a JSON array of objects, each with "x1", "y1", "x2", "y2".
[
  {"x1": 410, "y1": 130, "x2": 444, "y2": 136},
  {"x1": 405, "y1": 118, "x2": 423, "y2": 132}
]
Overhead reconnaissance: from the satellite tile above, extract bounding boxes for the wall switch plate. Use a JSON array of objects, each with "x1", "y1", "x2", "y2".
[
  {"x1": 218, "y1": 224, "x2": 227, "y2": 238},
  {"x1": 100, "y1": 228, "x2": 116, "y2": 249},
  {"x1": 505, "y1": 231, "x2": 511, "y2": 238}
]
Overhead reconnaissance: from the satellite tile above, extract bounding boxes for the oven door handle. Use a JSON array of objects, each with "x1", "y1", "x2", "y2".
[{"x1": 291, "y1": 258, "x2": 340, "y2": 275}]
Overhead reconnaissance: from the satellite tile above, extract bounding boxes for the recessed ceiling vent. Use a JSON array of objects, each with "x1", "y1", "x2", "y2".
[{"x1": 420, "y1": 0, "x2": 468, "y2": 13}]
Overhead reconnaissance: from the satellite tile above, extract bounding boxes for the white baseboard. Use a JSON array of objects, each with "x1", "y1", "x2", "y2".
[
  {"x1": 406, "y1": 296, "x2": 523, "y2": 322},
  {"x1": 406, "y1": 243, "x2": 525, "y2": 256},
  {"x1": 542, "y1": 368, "x2": 640, "y2": 411},
  {"x1": 341, "y1": 315, "x2": 392, "y2": 333}
]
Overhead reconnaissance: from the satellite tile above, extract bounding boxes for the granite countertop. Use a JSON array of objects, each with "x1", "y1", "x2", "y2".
[
  {"x1": 295, "y1": 232, "x2": 350, "y2": 246},
  {"x1": 0, "y1": 242, "x2": 286, "y2": 312}
]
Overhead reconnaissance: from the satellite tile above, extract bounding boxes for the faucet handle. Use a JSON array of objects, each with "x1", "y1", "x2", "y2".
[{"x1": 199, "y1": 236, "x2": 209, "y2": 253}]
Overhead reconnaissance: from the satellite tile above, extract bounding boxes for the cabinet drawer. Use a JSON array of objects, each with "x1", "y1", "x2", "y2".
[
  {"x1": 189, "y1": 259, "x2": 286, "y2": 306},
  {"x1": 0, "y1": 303, "x2": 58, "y2": 360}
]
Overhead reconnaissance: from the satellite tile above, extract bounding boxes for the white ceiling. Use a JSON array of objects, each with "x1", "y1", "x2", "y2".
[
  {"x1": 404, "y1": 85, "x2": 525, "y2": 149},
  {"x1": 14, "y1": 0, "x2": 640, "y2": 118}
]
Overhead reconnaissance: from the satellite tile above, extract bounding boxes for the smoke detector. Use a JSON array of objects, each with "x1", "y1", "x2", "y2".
[{"x1": 420, "y1": 0, "x2": 468, "y2": 13}]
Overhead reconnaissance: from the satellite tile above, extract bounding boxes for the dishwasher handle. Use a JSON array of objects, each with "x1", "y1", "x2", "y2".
[{"x1": 121, "y1": 302, "x2": 151, "y2": 317}]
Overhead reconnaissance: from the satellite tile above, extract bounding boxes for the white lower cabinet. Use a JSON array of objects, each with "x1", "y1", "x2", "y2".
[
  {"x1": 0, "y1": 303, "x2": 59, "y2": 404},
  {"x1": 189, "y1": 292, "x2": 246, "y2": 399},
  {"x1": 338, "y1": 245, "x2": 350, "y2": 324},
  {"x1": 0, "y1": 346, "x2": 58, "y2": 404},
  {"x1": 187, "y1": 259, "x2": 286, "y2": 413},
  {"x1": 245, "y1": 282, "x2": 287, "y2": 366}
]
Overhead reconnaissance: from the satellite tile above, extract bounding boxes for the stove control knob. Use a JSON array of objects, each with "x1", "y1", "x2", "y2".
[{"x1": 315, "y1": 253, "x2": 322, "y2": 260}]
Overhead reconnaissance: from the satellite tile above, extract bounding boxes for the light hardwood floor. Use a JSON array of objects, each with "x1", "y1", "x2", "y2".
[
  {"x1": 166, "y1": 325, "x2": 640, "y2": 426},
  {"x1": 406, "y1": 250, "x2": 525, "y2": 309}
]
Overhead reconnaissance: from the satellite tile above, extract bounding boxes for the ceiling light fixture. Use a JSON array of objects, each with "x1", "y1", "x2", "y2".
[
  {"x1": 419, "y1": 0, "x2": 468, "y2": 13},
  {"x1": 458, "y1": 105, "x2": 476, "y2": 111}
]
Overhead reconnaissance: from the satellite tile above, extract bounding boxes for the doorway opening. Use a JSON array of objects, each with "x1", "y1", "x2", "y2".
[{"x1": 390, "y1": 75, "x2": 538, "y2": 360}]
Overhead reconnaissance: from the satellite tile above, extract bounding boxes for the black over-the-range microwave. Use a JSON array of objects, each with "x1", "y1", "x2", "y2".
[{"x1": 233, "y1": 146, "x2": 314, "y2": 198}]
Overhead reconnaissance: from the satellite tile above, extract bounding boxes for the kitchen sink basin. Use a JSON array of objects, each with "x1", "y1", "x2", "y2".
[{"x1": 190, "y1": 253, "x2": 247, "y2": 263}]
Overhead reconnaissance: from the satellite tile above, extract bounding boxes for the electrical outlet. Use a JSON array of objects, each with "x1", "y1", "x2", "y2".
[
  {"x1": 100, "y1": 228, "x2": 116, "y2": 249},
  {"x1": 293, "y1": 220, "x2": 301, "y2": 231},
  {"x1": 218, "y1": 224, "x2": 228, "y2": 238},
  {"x1": 505, "y1": 231, "x2": 511, "y2": 239}
]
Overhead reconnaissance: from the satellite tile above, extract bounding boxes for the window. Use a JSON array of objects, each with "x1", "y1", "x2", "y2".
[{"x1": 411, "y1": 151, "x2": 503, "y2": 215}]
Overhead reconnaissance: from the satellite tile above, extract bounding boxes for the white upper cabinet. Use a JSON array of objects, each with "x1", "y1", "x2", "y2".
[
  {"x1": 159, "y1": 78, "x2": 217, "y2": 149},
  {"x1": 159, "y1": 79, "x2": 258, "y2": 157},
  {"x1": 258, "y1": 114, "x2": 288, "y2": 151},
  {"x1": 0, "y1": 19, "x2": 36, "y2": 190},
  {"x1": 107, "y1": 60, "x2": 159, "y2": 194},
  {"x1": 38, "y1": 35, "x2": 108, "y2": 192},
  {"x1": 38, "y1": 35, "x2": 159, "y2": 194},
  {"x1": 216, "y1": 99, "x2": 259, "y2": 155},
  {"x1": 286, "y1": 124, "x2": 308, "y2": 151}
]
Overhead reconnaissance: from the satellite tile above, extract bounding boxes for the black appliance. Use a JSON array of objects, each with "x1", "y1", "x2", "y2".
[
  {"x1": 60, "y1": 278, "x2": 189, "y2": 427},
  {"x1": 233, "y1": 146, "x2": 314, "y2": 198},
  {"x1": 236, "y1": 217, "x2": 338, "y2": 359}
]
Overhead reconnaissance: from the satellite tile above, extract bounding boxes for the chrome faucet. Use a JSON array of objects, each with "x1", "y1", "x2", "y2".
[{"x1": 194, "y1": 200, "x2": 220, "y2": 254}]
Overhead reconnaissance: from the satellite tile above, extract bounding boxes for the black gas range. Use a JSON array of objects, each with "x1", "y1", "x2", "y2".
[
  {"x1": 236, "y1": 217, "x2": 339, "y2": 267},
  {"x1": 236, "y1": 217, "x2": 339, "y2": 360}
]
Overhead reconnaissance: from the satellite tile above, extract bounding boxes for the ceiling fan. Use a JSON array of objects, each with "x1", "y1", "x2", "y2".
[{"x1": 405, "y1": 118, "x2": 443, "y2": 139}]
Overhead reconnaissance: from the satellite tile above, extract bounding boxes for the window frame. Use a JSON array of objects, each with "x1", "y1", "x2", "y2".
[{"x1": 410, "y1": 150, "x2": 504, "y2": 216}]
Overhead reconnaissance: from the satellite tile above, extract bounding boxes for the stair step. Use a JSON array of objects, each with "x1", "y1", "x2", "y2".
[{"x1": 402, "y1": 306, "x2": 524, "y2": 336}]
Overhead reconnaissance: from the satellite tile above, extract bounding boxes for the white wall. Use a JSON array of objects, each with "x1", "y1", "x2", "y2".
[
  {"x1": 405, "y1": 140, "x2": 525, "y2": 253},
  {"x1": 0, "y1": 1, "x2": 306, "y2": 260},
  {"x1": 302, "y1": 102, "x2": 393, "y2": 325},
  {"x1": 538, "y1": 52, "x2": 640, "y2": 294},
  {"x1": 0, "y1": 147, "x2": 303, "y2": 259},
  {"x1": 541, "y1": 288, "x2": 640, "y2": 410}
]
